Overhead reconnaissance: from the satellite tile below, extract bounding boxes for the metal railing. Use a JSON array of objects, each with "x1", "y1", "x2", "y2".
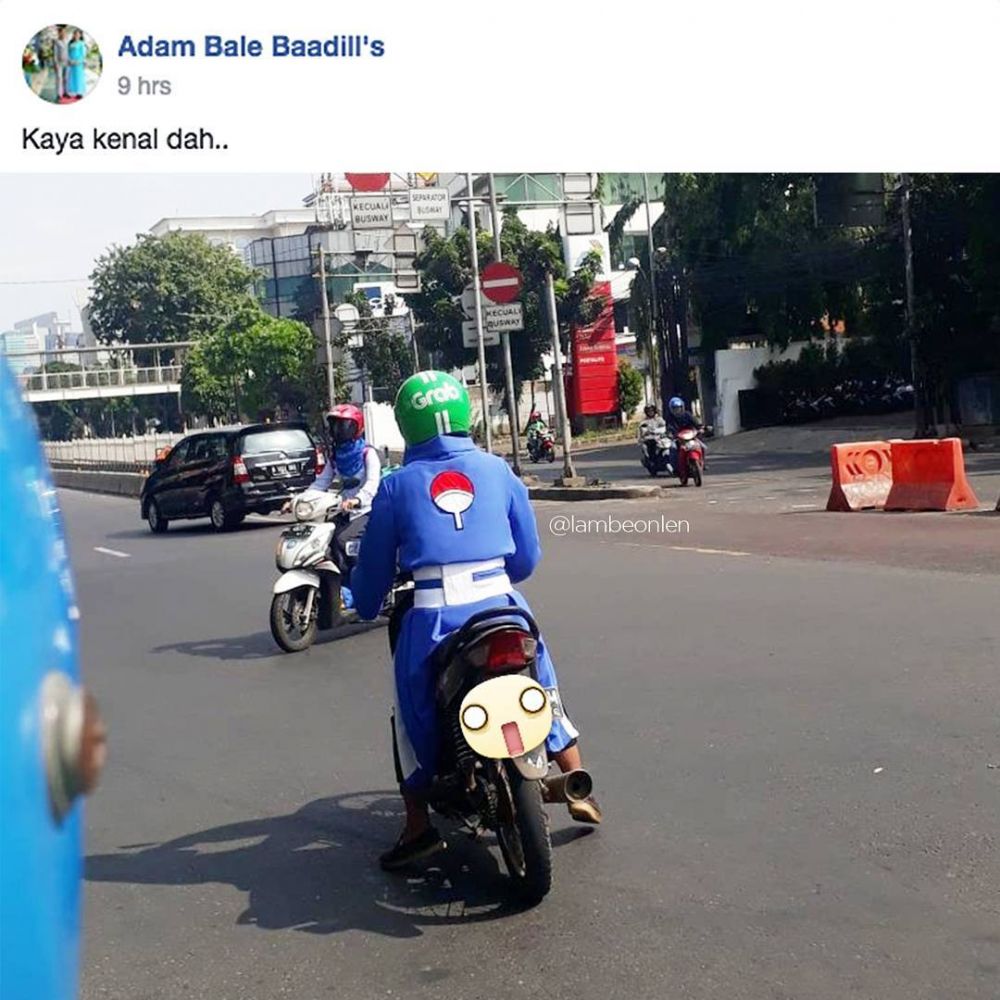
[
  {"x1": 20, "y1": 364, "x2": 183, "y2": 393},
  {"x1": 44, "y1": 432, "x2": 184, "y2": 474}
]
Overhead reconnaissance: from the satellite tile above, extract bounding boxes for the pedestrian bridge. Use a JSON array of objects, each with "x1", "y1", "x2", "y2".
[{"x1": 7, "y1": 342, "x2": 192, "y2": 404}]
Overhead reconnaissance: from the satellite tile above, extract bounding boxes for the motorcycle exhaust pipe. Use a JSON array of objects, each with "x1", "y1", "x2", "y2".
[{"x1": 540, "y1": 768, "x2": 593, "y2": 804}]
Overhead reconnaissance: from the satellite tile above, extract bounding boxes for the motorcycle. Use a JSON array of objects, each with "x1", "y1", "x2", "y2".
[
  {"x1": 638, "y1": 422, "x2": 673, "y2": 477},
  {"x1": 527, "y1": 428, "x2": 556, "y2": 463},
  {"x1": 269, "y1": 485, "x2": 410, "y2": 653},
  {"x1": 673, "y1": 427, "x2": 705, "y2": 487},
  {"x1": 400, "y1": 605, "x2": 592, "y2": 904}
]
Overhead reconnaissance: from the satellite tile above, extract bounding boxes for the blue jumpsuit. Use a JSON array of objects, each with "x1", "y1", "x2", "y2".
[{"x1": 351, "y1": 434, "x2": 578, "y2": 790}]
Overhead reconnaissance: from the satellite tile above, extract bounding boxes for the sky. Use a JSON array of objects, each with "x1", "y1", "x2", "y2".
[{"x1": 0, "y1": 174, "x2": 314, "y2": 331}]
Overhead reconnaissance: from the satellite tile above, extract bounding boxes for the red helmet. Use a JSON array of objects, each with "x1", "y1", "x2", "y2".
[{"x1": 327, "y1": 403, "x2": 364, "y2": 442}]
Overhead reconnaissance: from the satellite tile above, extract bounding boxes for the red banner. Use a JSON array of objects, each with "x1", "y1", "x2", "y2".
[{"x1": 568, "y1": 282, "x2": 617, "y2": 418}]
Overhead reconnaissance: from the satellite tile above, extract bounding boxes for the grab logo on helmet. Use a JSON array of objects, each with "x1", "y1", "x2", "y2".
[{"x1": 410, "y1": 382, "x2": 462, "y2": 410}]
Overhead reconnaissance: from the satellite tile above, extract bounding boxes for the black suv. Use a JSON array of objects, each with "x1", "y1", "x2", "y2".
[{"x1": 140, "y1": 423, "x2": 323, "y2": 533}]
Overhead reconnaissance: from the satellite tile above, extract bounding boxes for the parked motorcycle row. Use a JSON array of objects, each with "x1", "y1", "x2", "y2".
[{"x1": 778, "y1": 377, "x2": 914, "y2": 424}]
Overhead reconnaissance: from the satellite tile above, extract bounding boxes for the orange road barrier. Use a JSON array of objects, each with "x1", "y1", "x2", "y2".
[
  {"x1": 826, "y1": 441, "x2": 893, "y2": 511},
  {"x1": 884, "y1": 438, "x2": 980, "y2": 511}
]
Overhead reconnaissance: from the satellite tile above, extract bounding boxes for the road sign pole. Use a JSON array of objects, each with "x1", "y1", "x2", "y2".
[
  {"x1": 488, "y1": 173, "x2": 522, "y2": 476},
  {"x1": 545, "y1": 270, "x2": 576, "y2": 480},
  {"x1": 316, "y1": 245, "x2": 336, "y2": 408},
  {"x1": 466, "y1": 172, "x2": 493, "y2": 454}
]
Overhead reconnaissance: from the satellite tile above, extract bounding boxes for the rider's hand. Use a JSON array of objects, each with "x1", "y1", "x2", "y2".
[
  {"x1": 342, "y1": 497, "x2": 360, "y2": 510},
  {"x1": 280, "y1": 500, "x2": 292, "y2": 514}
]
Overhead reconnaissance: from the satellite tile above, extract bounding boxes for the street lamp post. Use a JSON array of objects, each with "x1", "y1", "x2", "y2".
[
  {"x1": 487, "y1": 173, "x2": 523, "y2": 476},
  {"x1": 465, "y1": 172, "x2": 493, "y2": 454},
  {"x1": 545, "y1": 270, "x2": 577, "y2": 482}
]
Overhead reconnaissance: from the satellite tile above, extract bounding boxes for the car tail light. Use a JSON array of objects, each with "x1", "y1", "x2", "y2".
[
  {"x1": 466, "y1": 630, "x2": 538, "y2": 672},
  {"x1": 315, "y1": 447, "x2": 326, "y2": 475},
  {"x1": 232, "y1": 455, "x2": 250, "y2": 485}
]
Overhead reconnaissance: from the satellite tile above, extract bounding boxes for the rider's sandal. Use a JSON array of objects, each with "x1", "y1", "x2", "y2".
[
  {"x1": 567, "y1": 796, "x2": 603, "y2": 825},
  {"x1": 379, "y1": 827, "x2": 445, "y2": 871}
]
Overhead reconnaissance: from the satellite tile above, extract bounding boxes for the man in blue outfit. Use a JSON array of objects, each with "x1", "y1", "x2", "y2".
[{"x1": 351, "y1": 371, "x2": 602, "y2": 870}]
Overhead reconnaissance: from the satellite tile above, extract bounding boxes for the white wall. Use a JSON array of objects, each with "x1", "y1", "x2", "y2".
[
  {"x1": 362, "y1": 401, "x2": 405, "y2": 452},
  {"x1": 713, "y1": 342, "x2": 809, "y2": 436}
]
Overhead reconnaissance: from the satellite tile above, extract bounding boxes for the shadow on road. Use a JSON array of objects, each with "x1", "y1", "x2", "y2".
[
  {"x1": 85, "y1": 791, "x2": 587, "y2": 935},
  {"x1": 151, "y1": 622, "x2": 386, "y2": 662}
]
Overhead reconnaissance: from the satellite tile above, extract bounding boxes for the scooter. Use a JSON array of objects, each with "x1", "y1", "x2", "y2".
[
  {"x1": 638, "y1": 423, "x2": 673, "y2": 477},
  {"x1": 672, "y1": 427, "x2": 705, "y2": 487},
  {"x1": 269, "y1": 487, "x2": 410, "y2": 653},
  {"x1": 527, "y1": 428, "x2": 556, "y2": 463},
  {"x1": 401, "y1": 605, "x2": 592, "y2": 905}
]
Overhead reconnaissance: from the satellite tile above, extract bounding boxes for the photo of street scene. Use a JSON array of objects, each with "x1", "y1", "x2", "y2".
[{"x1": 1, "y1": 171, "x2": 997, "y2": 1000}]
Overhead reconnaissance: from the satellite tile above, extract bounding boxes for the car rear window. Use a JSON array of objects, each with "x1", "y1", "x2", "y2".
[{"x1": 240, "y1": 428, "x2": 313, "y2": 456}]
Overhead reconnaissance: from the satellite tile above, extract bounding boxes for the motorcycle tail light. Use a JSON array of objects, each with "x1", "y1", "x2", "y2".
[
  {"x1": 467, "y1": 630, "x2": 537, "y2": 672},
  {"x1": 315, "y1": 447, "x2": 326, "y2": 475},
  {"x1": 232, "y1": 455, "x2": 250, "y2": 485}
]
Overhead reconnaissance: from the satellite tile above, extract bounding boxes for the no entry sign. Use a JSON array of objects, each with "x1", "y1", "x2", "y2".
[
  {"x1": 344, "y1": 173, "x2": 390, "y2": 192},
  {"x1": 480, "y1": 262, "x2": 523, "y2": 304}
]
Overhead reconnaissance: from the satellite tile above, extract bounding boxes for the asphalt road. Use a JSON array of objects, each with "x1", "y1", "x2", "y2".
[{"x1": 63, "y1": 476, "x2": 1000, "y2": 1000}]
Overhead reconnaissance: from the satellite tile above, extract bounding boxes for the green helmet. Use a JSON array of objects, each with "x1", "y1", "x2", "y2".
[{"x1": 394, "y1": 370, "x2": 471, "y2": 444}]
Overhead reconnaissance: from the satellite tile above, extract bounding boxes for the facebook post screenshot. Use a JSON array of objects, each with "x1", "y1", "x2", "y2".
[{"x1": 1, "y1": 1, "x2": 999, "y2": 998}]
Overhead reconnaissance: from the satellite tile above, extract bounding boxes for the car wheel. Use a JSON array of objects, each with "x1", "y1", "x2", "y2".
[
  {"x1": 146, "y1": 499, "x2": 169, "y2": 533},
  {"x1": 209, "y1": 497, "x2": 241, "y2": 532}
]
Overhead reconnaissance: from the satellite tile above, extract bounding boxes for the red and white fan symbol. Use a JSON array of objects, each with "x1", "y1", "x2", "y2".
[{"x1": 430, "y1": 471, "x2": 475, "y2": 530}]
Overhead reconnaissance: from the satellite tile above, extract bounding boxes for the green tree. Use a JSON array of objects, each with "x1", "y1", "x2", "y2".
[
  {"x1": 88, "y1": 231, "x2": 259, "y2": 345},
  {"x1": 181, "y1": 310, "x2": 322, "y2": 422},
  {"x1": 344, "y1": 292, "x2": 415, "y2": 400},
  {"x1": 905, "y1": 175, "x2": 1000, "y2": 407},
  {"x1": 617, "y1": 359, "x2": 644, "y2": 418},
  {"x1": 623, "y1": 174, "x2": 878, "y2": 359},
  {"x1": 409, "y1": 213, "x2": 603, "y2": 407}
]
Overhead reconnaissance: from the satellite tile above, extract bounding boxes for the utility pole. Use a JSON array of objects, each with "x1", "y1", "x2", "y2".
[
  {"x1": 407, "y1": 311, "x2": 420, "y2": 370},
  {"x1": 466, "y1": 172, "x2": 493, "y2": 453},
  {"x1": 545, "y1": 270, "x2": 577, "y2": 482},
  {"x1": 315, "y1": 244, "x2": 336, "y2": 408},
  {"x1": 658, "y1": 262, "x2": 674, "y2": 411},
  {"x1": 642, "y1": 173, "x2": 660, "y2": 405},
  {"x1": 488, "y1": 173, "x2": 522, "y2": 475},
  {"x1": 900, "y1": 173, "x2": 923, "y2": 436}
]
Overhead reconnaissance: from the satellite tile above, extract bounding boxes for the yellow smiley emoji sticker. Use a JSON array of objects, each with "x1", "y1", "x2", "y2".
[{"x1": 459, "y1": 675, "x2": 553, "y2": 759}]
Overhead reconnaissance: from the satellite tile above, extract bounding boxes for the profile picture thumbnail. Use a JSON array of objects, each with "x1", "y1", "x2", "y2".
[{"x1": 23, "y1": 25, "x2": 103, "y2": 104}]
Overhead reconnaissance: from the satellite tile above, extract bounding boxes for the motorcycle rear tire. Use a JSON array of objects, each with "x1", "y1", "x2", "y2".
[
  {"x1": 496, "y1": 762, "x2": 552, "y2": 905},
  {"x1": 270, "y1": 588, "x2": 318, "y2": 653}
]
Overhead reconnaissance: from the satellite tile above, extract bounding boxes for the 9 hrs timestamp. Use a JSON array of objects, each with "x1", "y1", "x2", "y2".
[{"x1": 118, "y1": 76, "x2": 172, "y2": 96}]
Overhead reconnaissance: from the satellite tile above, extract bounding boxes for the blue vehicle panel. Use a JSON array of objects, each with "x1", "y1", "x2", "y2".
[{"x1": 0, "y1": 360, "x2": 84, "y2": 1000}]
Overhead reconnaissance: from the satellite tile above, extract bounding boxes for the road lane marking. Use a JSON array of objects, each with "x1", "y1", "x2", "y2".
[
  {"x1": 791, "y1": 504, "x2": 816, "y2": 509},
  {"x1": 669, "y1": 545, "x2": 750, "y2": 556},
  {"x1": 94, "y1": 546, "x2": 130, "y2": 559}
]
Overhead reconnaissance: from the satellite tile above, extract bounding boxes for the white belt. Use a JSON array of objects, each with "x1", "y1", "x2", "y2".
[{"x1": 412, "y1": 558, "x2": 512, "y2": 608}]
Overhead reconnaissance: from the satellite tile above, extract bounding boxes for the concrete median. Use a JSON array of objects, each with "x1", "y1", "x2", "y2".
[{"x1": 53, "y1": 468, "x2": 145, "y2": 499}]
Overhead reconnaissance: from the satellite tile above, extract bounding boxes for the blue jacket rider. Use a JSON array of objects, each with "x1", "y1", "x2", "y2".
[{"x1": 351, "y1": 371, "x2": 602, "y2": 871}]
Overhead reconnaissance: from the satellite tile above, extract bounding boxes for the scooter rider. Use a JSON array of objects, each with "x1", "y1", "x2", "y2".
[
  {"x1": 294, "y1": 404, "x2": 381, "y2": 609},
  {"x1": 665, "y1": 396, "x2": 704, "y2": 472},
  {"x1": 638, "y1": 403, "x2": 668, "y2": 465},
  {"x1": 350, "y1": 371, "x2": 603, "y2": 871}
]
